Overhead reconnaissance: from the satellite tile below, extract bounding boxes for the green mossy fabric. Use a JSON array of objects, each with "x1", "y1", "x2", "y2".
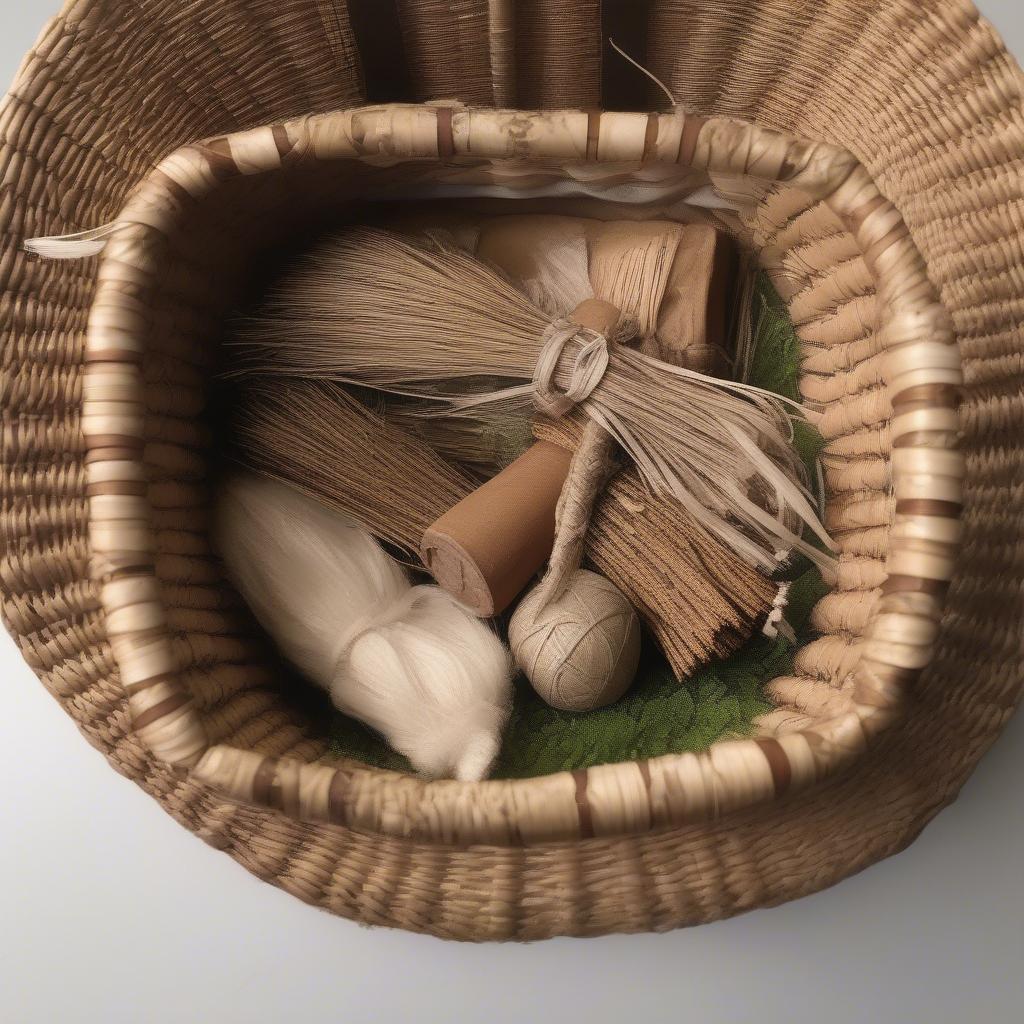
[{"x1": 327, "y1": 273, "x2": 826, "y2": 777}]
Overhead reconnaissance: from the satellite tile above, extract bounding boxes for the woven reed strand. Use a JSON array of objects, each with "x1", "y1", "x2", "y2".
[{"x1": 514, "y1": 0, "x2": 602, "y2": 108}]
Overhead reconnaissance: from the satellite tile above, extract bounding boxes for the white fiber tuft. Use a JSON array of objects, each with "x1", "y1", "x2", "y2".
[
  {"x1": 215, "y1": 473, "x2": 513, "y2": 780},
  {"x1": 519, "y1": 231, "x2": 594, "y2": 317},
  {"x1": 24, "y1": 223, "x2": 117, "y2": 260}
]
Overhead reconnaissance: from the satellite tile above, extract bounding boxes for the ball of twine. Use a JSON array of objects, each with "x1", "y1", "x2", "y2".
[{"x1": 509, "y1": 569, "x2": 641, "y2": 712}]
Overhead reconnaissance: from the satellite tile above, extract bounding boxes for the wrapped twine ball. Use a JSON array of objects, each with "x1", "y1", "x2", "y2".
[{"x1": 509, "y1": 569, "x2": 641, "y2": 711}]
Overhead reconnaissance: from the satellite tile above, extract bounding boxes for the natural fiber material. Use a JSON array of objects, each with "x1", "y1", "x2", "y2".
[
  {"x1": 329, "y1": 278, "x2": 808, "y2": 771},
  {"x1": 508, "y1": 418, "x2": 641, "y2": 711},
  {"x1": 225, "y1": 379, "x2": 472, "y2": 559},
  {"x1": 1, "y1": 0, "x2": 1017, "y2": 942},
  {"x1": 533, "y1": 411, "x2": 781, "y2": 674},
  {"x1": 228, "y1": 376, "x2": 778, "y2": 679},
  {"x1": 513, "y1": 0, "x2": 601, "y2": 108},
  {"x1": 500, "y1": 298, "x2": 640, "y2": 710},
  {"x1": 331, "y1": 565, "x2": 828, "y2": 779},
  {"x1": 474, "y1": 215, "x2": 737, "y2": 374},
  {"x1": 509, "y1": 567, "x2": 641, "y2": 711},
  {"x1": 6, "y1": 99, "x2": 966, "y2": 916}
]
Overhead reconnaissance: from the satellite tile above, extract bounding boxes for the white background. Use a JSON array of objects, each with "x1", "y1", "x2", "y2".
[{"x1": 2, "y1": 3, "x2": 1022, "y2": 1022}]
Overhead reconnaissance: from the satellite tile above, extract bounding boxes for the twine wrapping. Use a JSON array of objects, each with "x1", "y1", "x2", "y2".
[{"x1": 532, "y1": 320, "x2": 611, "y2": 417}]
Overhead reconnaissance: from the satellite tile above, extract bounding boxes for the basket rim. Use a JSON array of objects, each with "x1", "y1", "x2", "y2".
[{"x1": 83, "y1": 103, "x2": 963, "y2": 845}]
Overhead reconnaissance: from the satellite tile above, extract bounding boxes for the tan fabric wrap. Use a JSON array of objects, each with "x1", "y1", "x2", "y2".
[{"x1": 474, "y1": 214, "x2": 736, "y2": 373}]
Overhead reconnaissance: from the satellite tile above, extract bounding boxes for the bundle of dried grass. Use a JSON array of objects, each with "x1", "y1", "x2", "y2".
[
  {"x1": 533, "y1": 413, "x2": 781, "y2": 674},
  {"x1": 231, "y1": 227, "x2": 832, "y2": 573},
  {"x1": 226, "y1": 379, "x2": 471, "y2": 559},
  {"x1": 382, "y1": 216, "x2": 734, "y2": 473}
]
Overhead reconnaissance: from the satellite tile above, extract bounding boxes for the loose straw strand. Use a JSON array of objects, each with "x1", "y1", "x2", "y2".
[{"x1": 608, "y1": 37, "x2": 677, "y2": 107}]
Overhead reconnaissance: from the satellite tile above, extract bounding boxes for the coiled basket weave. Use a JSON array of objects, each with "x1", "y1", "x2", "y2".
[{"x1": 2, "y1": 0, "x2": 1022, "y2": 941}]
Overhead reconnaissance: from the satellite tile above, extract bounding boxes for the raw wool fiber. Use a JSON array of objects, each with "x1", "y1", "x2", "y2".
[
  {"x1": 216, "y1": 473, "x2": 513, "y2": 781},
  {"x1": 328, "y1": 272, "x2": 824, "y2": 777}
]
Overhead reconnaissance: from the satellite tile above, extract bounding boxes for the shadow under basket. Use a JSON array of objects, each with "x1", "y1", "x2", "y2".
[{"x1": 7, "y1": 13, "x2": 1023, "y2": 933}]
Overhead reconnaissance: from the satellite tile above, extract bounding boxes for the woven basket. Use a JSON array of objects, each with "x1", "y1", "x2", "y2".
[{"x1": 2, "y1": 0, "x2": 1021, "y2": 941}]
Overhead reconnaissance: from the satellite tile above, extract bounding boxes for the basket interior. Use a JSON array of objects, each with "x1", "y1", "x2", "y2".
[{"x1": 135, "y1": 147, "x2": 887, "y2": 778}]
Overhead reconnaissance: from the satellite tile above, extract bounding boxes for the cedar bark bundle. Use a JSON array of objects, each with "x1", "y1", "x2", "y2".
[{"x1": 227, "y1": 379, "x2": 777, "y2": 677}]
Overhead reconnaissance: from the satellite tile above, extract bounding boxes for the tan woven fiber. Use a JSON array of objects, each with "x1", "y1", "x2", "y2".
[
  {"x1": 395, "y1": 1, "x2": 497, "y2": 105},
  {"x1": 1, "y1": 0, "x2": 1021, "y2": 940},
  {"x1": 513, "y1": 1, "x2": 602, "y2": 108}
]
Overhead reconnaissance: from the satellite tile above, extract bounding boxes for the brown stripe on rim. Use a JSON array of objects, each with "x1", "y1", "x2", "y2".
[
  {"x1": 844, "y1": 192, "x2": 888, "y2": 232},
  {"x1": 642, "y1": 114, "x2": 660, "y2": 160},
  {"x1": 106, "y1": 563, "x2": 158, "y2": 580},
  {"x1": 891, "y1": 382, "x2": 962, "y2": 411},
  {"x1": 895, "y1": 498, "x2": 963, "y2": 517},
  {"x1": 327, "y1": 769, "x2": 350, "y2": 825},
  {"x1": 572, "y1": 769, "x2": 595, "y2": 838},
  {"x1": 755, "y1": 738, "x2": 793, "y2": 795},
  {"x1": 149, "y1": 168, "x2": 194, "y2": 207},
  {"x1": 271, "y1": 124, "x2": 295, "y2": 160},
  {"x1": 252, "y1": 756, "x2": 281, "y2": 808},
  {"x1": 120, "y1": 622, "x2": 172, "y2": 644},
  {"x1": 131, "y1": 690, "x2": 192, "y2": 730},
  {"x1": 436, "y1": 106, "x2": 455, "y2": 160},
  {"x1": 122, "y1": 671, "x2": 178, "y2": 694},
  {"x1": 892, "y1": 430, "x2": 960, "y2": 449},
  {"x1": 586, "y1": 111, "x2": 602, "y2": 161},
  {"x1": 198, "y1": 139, "x2": 241, "y2": 180},
  {"x1": 84, "y1": 349, "x2": 145, "y2": 364},
  {"x1": 864, "y1": 222, "x2": 909, "y2": 264},
  {"x1": 86, "y1": 481, "x2": 148, "y2": 497},
  {"x1": 677, "y1": 115, "x2": 706, "y2": 165},
  {"x1": 881, "y1": 574, "x2": 951, "y2": 597},
  {"x1": 635, "y1": 759, "x2": 655, "y2": 821}
]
